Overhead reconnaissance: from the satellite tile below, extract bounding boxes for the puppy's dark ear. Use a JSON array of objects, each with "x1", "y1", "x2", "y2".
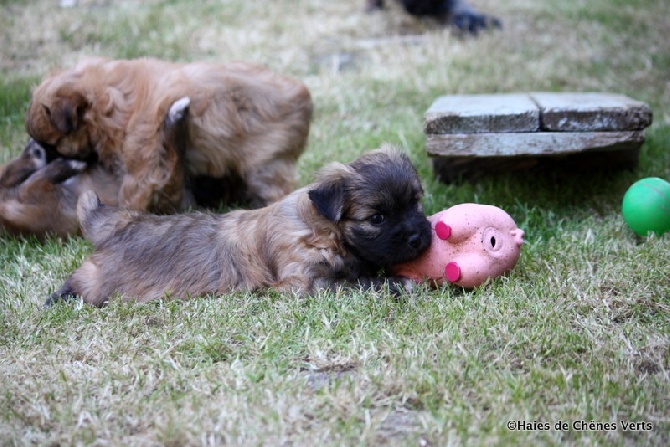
[
  {"x1": 308, "y1": 180, "x2": 345, "y2": 222},
  {"x1": 46, "y1": 93, "x2": 86, "y2": 135}
]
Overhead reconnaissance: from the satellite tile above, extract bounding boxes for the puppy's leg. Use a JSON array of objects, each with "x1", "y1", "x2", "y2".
[
  {"x1": 15, "y1": 158, "x2": 86, "y2": 209},
  {"x1": 164, "y1": 97, "x2": 195, "y2": 210},
  {"x1": 48, "y1": 192, "x2": 124, "y2": 306},
  {"x1": 119, "y1": 97, "x2": 191, "y2": 212},
  {"x1": 34, "y1": 159, "x2": 87, "y2": 185},
  {"x1": 45, "y1": 277, "x2": 78, "y2": 307},
  {"x1": 46, "y1": 260, "x2": 109, "y2": 307},
  {"x1": 166, "y1": 96, "x2": 191, "y2": 128},
  {"x1": 119, "y1": 174, "x2": 159, "y2": 212},
  {"x1": 244, "y1": 159, "x2": 297, "y2": 208},
  {"x1": 357, "y1": 276, "x2": 414, "y2": 296}
]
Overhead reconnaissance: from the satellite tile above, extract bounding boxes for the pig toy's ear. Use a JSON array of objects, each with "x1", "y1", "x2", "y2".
[{"x1": 435, "y1": 220, "x2": 452, "y2": 240}]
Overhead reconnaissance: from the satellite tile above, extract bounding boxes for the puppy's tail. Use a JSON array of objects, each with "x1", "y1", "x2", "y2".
[{"x1": 77, "y1": 190, "x2": 123, "y2": 247}]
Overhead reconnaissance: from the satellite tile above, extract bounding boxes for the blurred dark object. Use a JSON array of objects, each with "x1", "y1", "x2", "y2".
[{"x1": 366, "y1": 0, "x2": 502, "y2": 34}]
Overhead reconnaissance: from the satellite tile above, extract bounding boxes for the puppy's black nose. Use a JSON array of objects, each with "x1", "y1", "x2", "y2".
[{"x1": 408, "y1": 233, "x2": 422, "y2": 248}]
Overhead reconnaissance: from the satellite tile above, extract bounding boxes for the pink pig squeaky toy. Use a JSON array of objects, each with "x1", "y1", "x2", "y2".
[{"x1": 392, "y1": 203, "x2": 525, "y2": 288}]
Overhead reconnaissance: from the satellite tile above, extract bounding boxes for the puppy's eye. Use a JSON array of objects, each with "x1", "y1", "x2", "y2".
[{"x1": 370, "y1": 214, "x2": 385, "y2": 225}]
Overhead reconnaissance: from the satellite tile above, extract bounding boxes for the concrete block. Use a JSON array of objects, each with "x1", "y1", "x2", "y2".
[
  {"x1": 425, "y1": 92, "x2": 653, "y2": 182},
  {"x1": 531, "y1": 92, "x2": 653, "y2": 131},
  {"x1": 424, "y1": 93, "x2": 539, "y2": 134}
]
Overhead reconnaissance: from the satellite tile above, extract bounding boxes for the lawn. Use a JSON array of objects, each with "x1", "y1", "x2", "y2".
[{"x1": 1, "y1": 0, "x2": 669, "y2": 445}]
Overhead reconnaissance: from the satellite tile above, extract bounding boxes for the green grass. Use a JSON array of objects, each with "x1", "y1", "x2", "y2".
[{"x1": 1, "y1": 0, "x2": 669, "y2": 445}]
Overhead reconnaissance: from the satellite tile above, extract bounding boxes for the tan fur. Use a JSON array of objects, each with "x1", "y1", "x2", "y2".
[
  {"x1": 26, "y1": 57, "x2": 313, "y2": 211},
  {"x1": 49, "y1": 146, "x2": 433, "y2": 306}
]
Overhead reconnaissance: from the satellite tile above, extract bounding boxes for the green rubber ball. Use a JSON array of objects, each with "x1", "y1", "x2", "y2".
[{"x1": 621, "y1": 177, "x2": 670, "y2": 236}]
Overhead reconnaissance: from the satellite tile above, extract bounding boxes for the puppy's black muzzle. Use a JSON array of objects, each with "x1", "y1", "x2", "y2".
[
  {"x1": 408, "y1": 232, "x2": 424, "y2": 249},
  {"x1": 405, "y1": 216, "x2": 432, "y2": 255}
]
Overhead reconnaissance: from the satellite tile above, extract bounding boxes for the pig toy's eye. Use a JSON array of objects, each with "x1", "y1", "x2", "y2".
[{"x1": 482, "y1": 227, "x2": 503, "y2": 253}]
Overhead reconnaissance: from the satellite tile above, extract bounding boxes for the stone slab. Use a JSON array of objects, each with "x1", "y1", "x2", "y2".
[
  {"x1": 424, "y1": 93, "x2": 540, "y2": 134},
  {"x1": 425, "y1": 92, "x2": 653, "y2": 135},
  {"x1": 426, "y1": 131, "x2": 645, "y2": 157},
  {"x1": 424, "y1": 92, "x2": 652, "y2": 182},
  {"x1": 530, "y1": 92, "x2": 653, "y2": 131}
]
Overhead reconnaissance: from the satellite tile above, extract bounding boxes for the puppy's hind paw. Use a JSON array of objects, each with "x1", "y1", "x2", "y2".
[
  {"x1": 167, "y1": 96, "x2": 191, "y2": 125},
  {"x1": 45, "y1": 282, "x2": 78, "y2": 307}
]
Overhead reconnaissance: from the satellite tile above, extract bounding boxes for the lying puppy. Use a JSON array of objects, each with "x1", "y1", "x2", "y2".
[
  {"x1": 1, "y1": 98, "x2": 188, "y2": 238},
  {"x1": 366, "y1": 0, "x2": 502, "y2": 34},
  {"x1": 0, "y1": 140, "x2": 89, "y2": 238},
  {"x1": 47, "y1": 146, "x2": 432, "y2": 306},
  {"x1": 25, "y1": 57, "x2": 313, "y2": 212}
]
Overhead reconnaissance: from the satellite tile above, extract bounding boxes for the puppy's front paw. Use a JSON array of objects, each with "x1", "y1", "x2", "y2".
[
  {"x1": 41, "y1": 158, "x2": 87, "y2": 184},
  {"x1": 167, "y1": 97, "x2": 191, "y2": 126},
  {"x1": 354, "y1": 275, "x2": 414, "y2": 296},
  {"x1": 385, "y1": 276, "x2": 415, "y2": 296},
  {"x1": 67, "y1": 160, "x2": 87, "y2": 171}
]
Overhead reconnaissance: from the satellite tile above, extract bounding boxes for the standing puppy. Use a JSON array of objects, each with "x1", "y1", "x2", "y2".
[
  {"x1": 25, "y1": 58, "x2": 313, "y2": 212},
  {"x1": 47, "y1": 146, "x2": 432, "y2": 306}
]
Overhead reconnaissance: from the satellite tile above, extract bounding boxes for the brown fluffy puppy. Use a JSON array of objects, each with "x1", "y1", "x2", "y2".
[
  {"x1": 25, "y1": 57, "x2": 313, "y2": 212},
  {"x1": 1, "y1": 98, "x2": 189, "y2": 238},
  {"x1": 47, "y1": 146, "x2": 432, "y2": 306}
]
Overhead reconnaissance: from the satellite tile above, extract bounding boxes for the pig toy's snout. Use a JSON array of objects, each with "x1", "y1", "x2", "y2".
[{"x1": 511, "y1": 228, "x2": 525, "y2": 246}]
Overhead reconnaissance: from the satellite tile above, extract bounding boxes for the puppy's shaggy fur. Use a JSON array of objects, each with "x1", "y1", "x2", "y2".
[
  {"x1": 1, "y1": 97, "x2": 190, "y2": 238},
  {"x1": 47, "y1": 146, "x2": 432, "y2": 306},
  {"x1": 26, "y1": 57, "x2": 313, "y2": 212}
]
